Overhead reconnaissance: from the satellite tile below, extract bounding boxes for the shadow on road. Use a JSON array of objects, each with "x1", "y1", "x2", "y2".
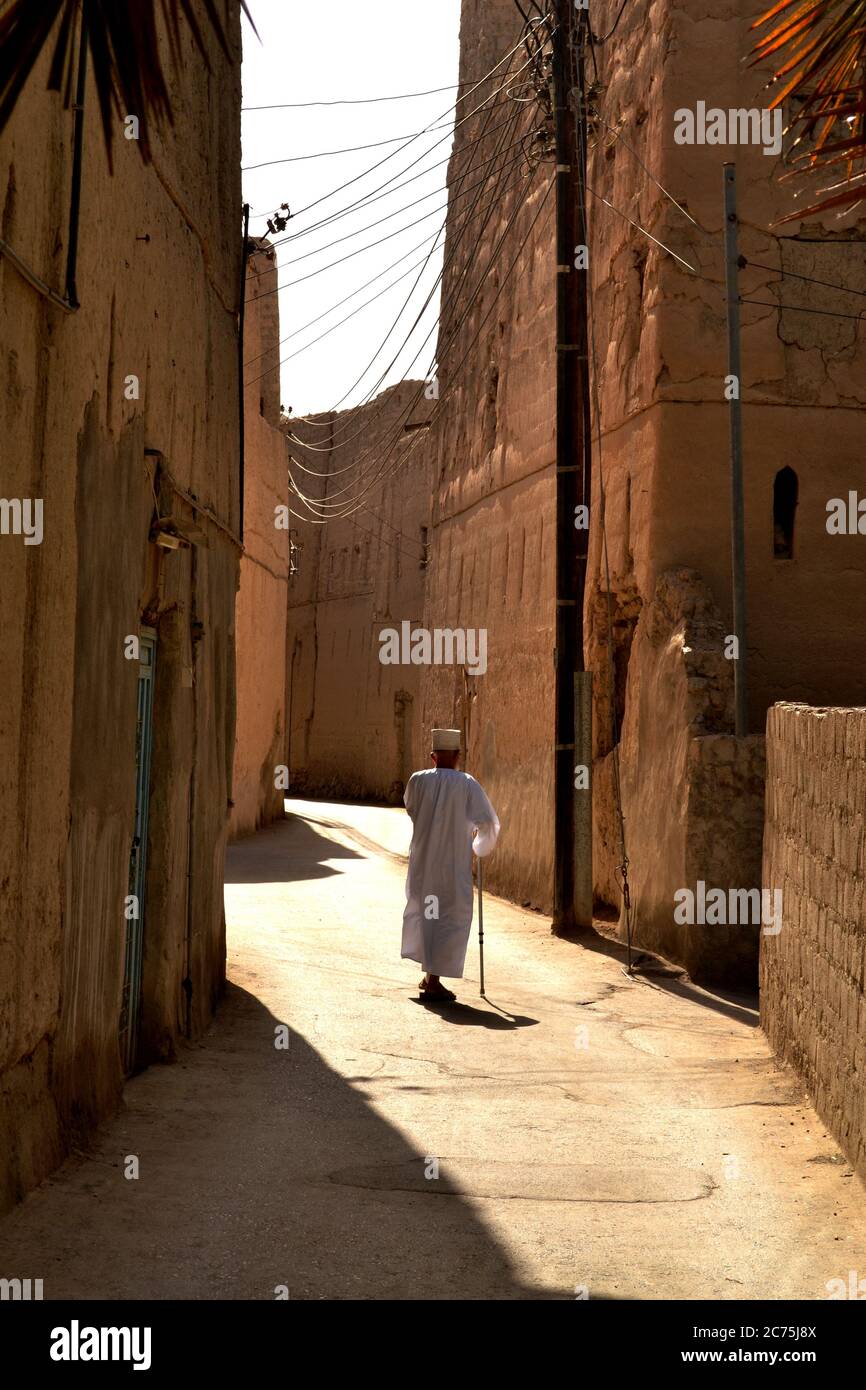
[
  {"x1": 560, "y1": 925, "x2": 759, "y2": 1028},
  {"x1": 0, "y1": 982, "x2": 566, "y2": 1299},
  {"x1": 225, "y1": 814, "x2": 362, "y2": 885},
  {"x1": 412, "y1": 998, "x2": 538, "y2": 1030}
]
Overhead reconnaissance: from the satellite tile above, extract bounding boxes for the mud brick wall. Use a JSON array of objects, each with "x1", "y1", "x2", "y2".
[
  {"x1": 230, "y1": 242, "x2": 291, "y2": 840},
  {"x1": 287, "y1": 383, "x2": 432, "y2": 804},
  {"x1": 0, "y1": 9, "x2": 242, "y2": 1211},
  {"x1": 761, "y1": 703, "x2": 866, "y2": 1181}
]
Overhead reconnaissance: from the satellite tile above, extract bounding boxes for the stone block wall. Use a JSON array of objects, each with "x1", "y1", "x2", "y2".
[{"x1": 761, "y1": 703, "x2": 866, "y2": 1181}]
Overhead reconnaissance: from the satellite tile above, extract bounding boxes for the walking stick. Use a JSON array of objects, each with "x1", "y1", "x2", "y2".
[
  {"x1": 478, "y1": 857, "x2": 485, "y2": 997},
  {"x1": 462, "y1": 671, "x2": 485, "y2": 997}
]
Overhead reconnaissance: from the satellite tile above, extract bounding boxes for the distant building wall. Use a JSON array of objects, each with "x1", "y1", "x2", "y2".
[
  {"x1": 230, "y1": 240, "x2": 290, "y2": 839},
  {"x1": 761, "y1": 704, "x2": 866, "y2": 1182},
  {"x1": 0, "y1": 12, "x2": 242, "y2": 1212},
  {"x1": 287, "y1": 384, "x2": 431, "y2": 804}
]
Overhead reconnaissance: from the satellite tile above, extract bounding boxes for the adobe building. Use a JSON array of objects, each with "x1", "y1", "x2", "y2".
[
  {"x1": 230, "y1": 239, "x2": 291, "y2": 839},
  {"x1": 418, "y1": 0, "x2": 866, "y2": 982},
  {"x1": 0, "y1": 11, "x2": 243, "y2": 1211},
  {"x1": 287, "y1": 383, "x2": 433, "y2": 804}
]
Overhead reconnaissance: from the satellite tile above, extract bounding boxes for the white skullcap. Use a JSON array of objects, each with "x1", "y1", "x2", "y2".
[{"x1": 431, "y1": 728, "x2": 461, "y2": 751}]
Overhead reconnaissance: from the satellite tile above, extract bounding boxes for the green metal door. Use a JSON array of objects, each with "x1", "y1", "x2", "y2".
[{"x1": 120, "y1": 628, "x2": 156, "y2": 1073}]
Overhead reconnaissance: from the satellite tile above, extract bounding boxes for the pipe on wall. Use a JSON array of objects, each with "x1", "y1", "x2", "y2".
[{"x1": 64, "y1": 16, "x2": 88, "y2": 308}]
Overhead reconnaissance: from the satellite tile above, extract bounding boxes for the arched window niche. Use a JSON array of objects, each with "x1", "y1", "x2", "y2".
[{"x1": 773, "y1": 466, "x2": 798, "y2": 560}]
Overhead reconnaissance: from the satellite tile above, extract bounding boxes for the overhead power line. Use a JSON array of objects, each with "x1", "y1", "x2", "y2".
[
  {"x1": 244, "y1": 239, "x2": 427, "y2": 369},
  {"x1": 288, "y1": 151, "x2": 534, "y2": 456},
  {"x1": 291, "y1": 172, "x2": 554, "y2": 520},
  {"x1": 586, "y1": 185, "x2": 699, "y2": 273},
  {"x1": 359, "y1": 503, "x2": 429, "y2": 554},
  {"x1": 281, "y1": 85, "x2": 536, "y2": 435},
  {"x1": 247, "y1": 20, "x2": 554, "y2": 228},
  {"x1": 290, "y1": 151, "x2": 533, "y2": 499},
  {"x1": 279, "y1": 38, "x2": 556, "y2": 439},
  {"x1": 739, "y1": 296, "x2": 865, "y2": 321},
  {"x1": 285, "y1": 95, "x2": 538, "y2": 460},
  {"x1": 285, "y1": 127, "x2": 535, "y2": 461},
  {"x1": 245, "y1": 237, "x2": 445, "y2": 389},
  {"x1": 589, "y1": 107, "x2": 698, "y2": 228},
  {"x1": 595, "y1": 0, "x2": 629, "y2": 44},
  {"x1": 291, "y1": 179, "x2": 555, "y2": 525},
  {"x1": 247, "y1": 120, "x2": 536, "y2": 276},
  {"x1": 242, "y1": 79, "x2": 519, "y2": 111},
  {"x1": 583, "y1": 105, "x2": 866, "y2": 324},
  {"x1": 248, "y1": 99, "x2": 548, "y2": 302},
  {"x1": 285, "y1": 29, "x2": 551, "y2": 482},
  {"x1": 266, "y1": 15, "x2": 554, "y2": 509},
  {"x1": 248, "y1": 106, "x2": 530, "y2": 251},
  {"x1": 242, "y1": 117, "x2": 460, "y2": 171},
  {"x1": 244, "y1": 235, "x2": 437, "y2": 372},
  {"x1": 743, "y1": 258, "x2": 866, "y2": 299}
]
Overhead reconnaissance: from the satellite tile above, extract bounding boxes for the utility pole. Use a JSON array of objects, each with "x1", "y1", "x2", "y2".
[
  {"x1": 723, "y1": 164, "x2": 748, "y2": 736},
  {"x1": 553, "y1": 0, "x2": 592, "y2": 933},
  {"x1": 238, "y1": 202, "x2": 250, "y2": 543}
]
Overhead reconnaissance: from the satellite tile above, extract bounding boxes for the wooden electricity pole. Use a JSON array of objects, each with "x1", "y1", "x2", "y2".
[
  {"x1": 553, "y1": 0, "x2": 592, "y2": 933},
  {"x1": 723, "y1": 164, "x2": 749, "y2": 736}
]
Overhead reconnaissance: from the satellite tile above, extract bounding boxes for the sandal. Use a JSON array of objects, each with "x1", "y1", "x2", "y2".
[{"x1": 419, "y1": 981, "x2": 456, "y2": 1001}]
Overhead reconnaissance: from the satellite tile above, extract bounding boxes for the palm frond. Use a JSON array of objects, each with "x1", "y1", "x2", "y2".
[
  {"x1": 0, "y1": 0, "x2": 257, "y2": 171},
  {"x1": 751, "y1": 0, "x2": 866, "y2": 217}
]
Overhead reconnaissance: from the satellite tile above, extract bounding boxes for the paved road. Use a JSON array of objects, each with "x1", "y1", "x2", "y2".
[{"x1": 1, "y1": 799, "x2": 863, "y2": 1300}]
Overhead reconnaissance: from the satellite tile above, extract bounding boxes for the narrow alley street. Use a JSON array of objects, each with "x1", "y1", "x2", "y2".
[
  {"x1": 1, "y1": 801, "x2": 863, "y2": 1302},
  {"x1": 3, "y1": 0, "x2": 865, "y2": 1355}
]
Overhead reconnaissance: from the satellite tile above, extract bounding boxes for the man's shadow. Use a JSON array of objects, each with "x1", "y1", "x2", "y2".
[{"x1": 411, "y1": 997, "x2": 538, "y2": 1029}]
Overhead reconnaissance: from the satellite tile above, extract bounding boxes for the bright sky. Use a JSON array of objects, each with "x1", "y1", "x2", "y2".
[{"x1": 241, "y1": 0, "x2": 463, "y2": 417}]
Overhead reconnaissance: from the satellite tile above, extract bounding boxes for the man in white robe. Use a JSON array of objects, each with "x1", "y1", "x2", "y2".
[{"x1": 401, "y1": 728, "x2": 500, "y2": 1000}]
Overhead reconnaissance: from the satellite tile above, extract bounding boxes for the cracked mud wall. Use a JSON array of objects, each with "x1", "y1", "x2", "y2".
[
  {"x1": 616, "y1": 568, "x2": 766, "y2": 983},
  {"x1": 287, "y1": 384, "x2": 432, "y2": 804},
  {"x1": 0, "y1": 12, "x2": 242, "y2": 1211}
]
